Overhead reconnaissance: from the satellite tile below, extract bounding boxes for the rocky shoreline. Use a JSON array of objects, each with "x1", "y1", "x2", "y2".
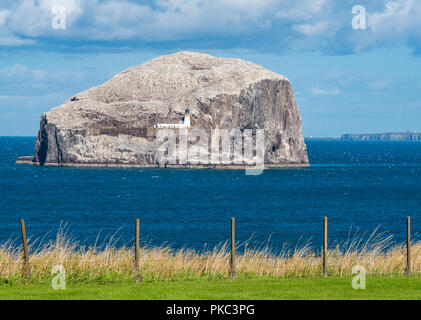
[{"x1": 16, "y1": 157, "x2": 309, "y2": 169}]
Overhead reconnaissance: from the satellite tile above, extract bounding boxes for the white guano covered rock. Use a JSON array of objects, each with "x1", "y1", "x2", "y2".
[{"x1": 23, "y1": 51, "x2": 308, "y2": 168}]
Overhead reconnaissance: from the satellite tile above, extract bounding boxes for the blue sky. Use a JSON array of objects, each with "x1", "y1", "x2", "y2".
[{"x1": 0, "y1": 0, "x2": 420, "y2": 137}]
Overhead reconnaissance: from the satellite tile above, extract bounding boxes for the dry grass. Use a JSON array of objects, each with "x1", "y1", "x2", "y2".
[{"x1": 0, "y1": 226, "x2": 419, "y2": 282}]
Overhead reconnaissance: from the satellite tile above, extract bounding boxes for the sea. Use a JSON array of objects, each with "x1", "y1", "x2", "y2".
[{"x1": 1, "y1": 137, "x2": 421, "y2": 253}]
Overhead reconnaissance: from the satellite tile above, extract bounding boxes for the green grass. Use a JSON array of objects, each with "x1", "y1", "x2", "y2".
[{"x1": 1, "y1": 275, "x2": 421, "y2": 300}]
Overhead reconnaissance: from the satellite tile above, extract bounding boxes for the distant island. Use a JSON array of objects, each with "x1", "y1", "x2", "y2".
[
  {"x1": 305, "y1": 131, "x2": 421, "y2": 141},
  {"x1": 341, "y1": 131, "x2": 421, "y2": 141}
]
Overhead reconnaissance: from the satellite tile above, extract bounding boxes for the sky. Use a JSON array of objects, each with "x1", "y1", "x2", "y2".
[{"x1": 0, "y1": 0, "x2": 420, "y2": 137}]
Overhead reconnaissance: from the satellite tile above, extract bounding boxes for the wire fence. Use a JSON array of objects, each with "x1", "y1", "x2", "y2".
[{"x1": 0, "y1": 216, "x2": 418, "y2": 284}]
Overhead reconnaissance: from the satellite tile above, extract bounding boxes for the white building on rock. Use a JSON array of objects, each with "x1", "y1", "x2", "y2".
[{"x1": 154, "y1": 108, "x2": 191, "y2": 129}]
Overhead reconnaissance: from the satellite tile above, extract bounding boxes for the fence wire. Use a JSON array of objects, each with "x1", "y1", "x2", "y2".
[{"x1": 0, "y1": 217, "x2": 418, "y2": 283}]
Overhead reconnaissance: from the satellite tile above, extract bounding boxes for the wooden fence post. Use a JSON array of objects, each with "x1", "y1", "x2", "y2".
[
  {"x1": 323, "y1": 216, "x2": 327, "y2": 277},
  {"x1": 135, "y1": 218, "x2": 140, "y2": 282},
  {"x1": 20, "y1": 219, "x2": 30, "y2": 279},
  {"x1": 407, "y1": 216, "x2": 411, "y2": 278},
  {"x1": 231, "y1": 217, "x2": 236, "y2": 280}
]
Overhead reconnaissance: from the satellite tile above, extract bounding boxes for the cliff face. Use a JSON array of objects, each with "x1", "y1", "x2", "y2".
[{"x1": 23, "y1": 51, "x2": 308, "y2": 167}]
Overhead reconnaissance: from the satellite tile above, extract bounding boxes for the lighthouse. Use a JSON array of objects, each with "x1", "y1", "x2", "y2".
[
  {"x1": 153, "y1": 108, "x2": 191, "y2": 129},
  {"x1": 183, "y1": 108, "x2": 191, "y2": 128}
]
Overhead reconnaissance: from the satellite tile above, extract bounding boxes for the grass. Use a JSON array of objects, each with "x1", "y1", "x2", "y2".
[
  {"x1": 1, "y1": 276, "x2": 421, "y2": 300},
  {"x1": 1, "y1": 225, "x2": 421, "y2": 299},
  {"x1": 1, "y1": 226, "x2": 419, "y2": 281}
]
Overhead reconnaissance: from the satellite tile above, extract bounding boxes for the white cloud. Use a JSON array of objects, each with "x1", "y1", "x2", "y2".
[
  {"x1": 0, "y1": 36, "x2": 35, "y2": 46},
  {"x1": 311, "y1": 88, "x2": 340, "y2": 95},
  {"x1": 0, "y1": 64, "x2": 47, "y2": 80},
  {"x1": 293, "y1": 22, "x2": 328, "y2": 35},
  {"x1": 370, "y1": 0, "x2": 414, "y2": 30},
  {"x1": 0, "y1": 8, "x2": 35, "y2": 46},
  {"x1": 323, "y1": 69, "x2": 345, "y2": 80},
  {"x1": 1, "y1": 0, "x2": 281, "y2": 42},
  {"x1": 0, "y1": 64, "x2": 84, "y2": 87},
  {"x1": 7, "y1": 0, "x2": 83, "y2": 37},
  {"x1": 352, "y1": 0, "x2": 421, "y2": 51},
  {"x1": 276, "y1": 0, "x2": 327, "y2": 20},
  {"x1": 0, "y1": 95, "x2": 28, "y2": 101},
  {"x1": 0, "y1": 0, "x2": 420, "y2": 54},
  {"x1": 368, "y1": 77, "x2": 392, "y2": 90},
  {"x1": 0, "y1": 9, "x2": 10, "y2": 26}
]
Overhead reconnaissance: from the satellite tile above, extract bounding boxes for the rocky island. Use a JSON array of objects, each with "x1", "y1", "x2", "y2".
[{"x1": 17, "y1": 51, "x2": 308, "y2": 169}]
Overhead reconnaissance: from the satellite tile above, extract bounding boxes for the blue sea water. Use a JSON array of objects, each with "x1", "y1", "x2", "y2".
[{"x1": 1, "y1": 137, "x2": 421, "y2": 252}]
